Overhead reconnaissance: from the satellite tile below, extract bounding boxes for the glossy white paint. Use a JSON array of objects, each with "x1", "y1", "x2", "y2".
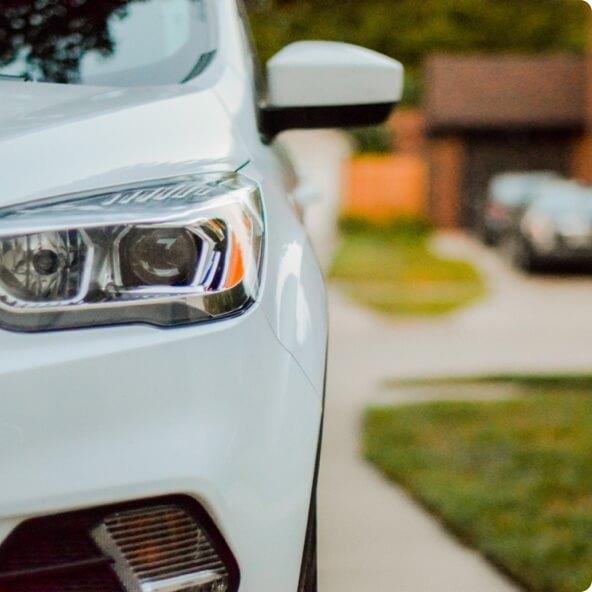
[
  {"x1": 0, "y1": 83, "x2": 247, "y2": 205},
  {"x1": 267, "y1": 41, "x2": 404, "y2": 108},
  {"x1": 0, "y1": 0, "x2": 400, "y2": 590},
  {"x1": 0, "y1": 311, "x2": 321, "y2": 592}
]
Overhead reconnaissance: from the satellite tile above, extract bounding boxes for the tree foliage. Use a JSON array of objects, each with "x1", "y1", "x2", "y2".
[
  {"x1": 0, "y1": 0, "x2": 150, "y2": 82},
  {"x1": 247, "y1": 0, "x2": 589, "y2": 104}
]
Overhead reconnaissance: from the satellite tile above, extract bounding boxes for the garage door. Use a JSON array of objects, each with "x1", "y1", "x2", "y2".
[{"x1": 462, "y1": 130, "x2": 576, "y2": 229}]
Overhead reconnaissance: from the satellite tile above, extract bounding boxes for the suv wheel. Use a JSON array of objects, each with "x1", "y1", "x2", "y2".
[{"x1": 504, "y1": 234, "x2": 539, "y2": 273}]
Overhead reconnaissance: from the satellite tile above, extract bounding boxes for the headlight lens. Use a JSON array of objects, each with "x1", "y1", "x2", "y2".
[
  {"x1": 0, "y1": 172, "x2": 264, "y2": 332},
  {"x1": 0, "y1": 230, "x2": 91, "y2": 303},
  {"x1": 522, "y1": 212, "x2": 556, "y2": 252},
  {"x1": 119, "y1": 228, "x2": 199, "y2": 287}
]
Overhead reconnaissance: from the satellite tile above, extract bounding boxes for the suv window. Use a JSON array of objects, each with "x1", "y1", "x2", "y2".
[{"x1": 0, "y1": 0, "x2": 215, "y2": 86}]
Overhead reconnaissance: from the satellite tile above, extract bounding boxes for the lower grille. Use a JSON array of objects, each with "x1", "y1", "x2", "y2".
[
  {"x1": 0, "y1": 509, "x2": 121, "y2": 592},
  {"x1": 0, "y1": 568, "x2": 122, "y2": 592},
  {"x1": 0, "y1": 497, "x2": 239, "y2": 592}
]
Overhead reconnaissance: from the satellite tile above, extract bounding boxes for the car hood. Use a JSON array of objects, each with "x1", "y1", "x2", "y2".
[{"x1": 0, "y1": 82, "x2": 248, "y2": 208}]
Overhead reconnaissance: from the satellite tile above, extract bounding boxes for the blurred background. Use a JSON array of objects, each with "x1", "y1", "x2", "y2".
[{"x1": 247, "y1": 2, "x2": 592, "y2": 592}]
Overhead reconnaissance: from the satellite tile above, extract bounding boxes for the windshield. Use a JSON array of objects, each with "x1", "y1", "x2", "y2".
[
  {"x1": 492, "y1": 173, "x2": 558, "y2": 206},
  {"x1": 533, "y1": 185, "x2": 592, "y2": 214},
  {"x1": 0, "y1": 0, "x2": 215, "y2": 86}
]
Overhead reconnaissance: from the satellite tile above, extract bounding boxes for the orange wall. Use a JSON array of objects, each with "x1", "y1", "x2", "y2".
[{"x1": 341, "y1": 154, "x2": 428, "y2": 222}]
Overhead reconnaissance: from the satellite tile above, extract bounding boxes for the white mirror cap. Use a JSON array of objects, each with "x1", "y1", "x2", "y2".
[{"x1": 267, "y1": 41, "x2": 404, "y2": 109}]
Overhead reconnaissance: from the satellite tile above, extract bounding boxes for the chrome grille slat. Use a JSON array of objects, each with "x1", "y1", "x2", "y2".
[
  {"x1": 104, "y1": 510, "x2": 192, "y2": 529},
  {"x1": 135, "y1": 553, "x2": 223, "y2": 575},
  {"x1": 107, "y1": 516, "x2": 195, "y2": 535},
  {"x1": 106, "y1": 520, "x2": 197, "y2": 542},
  {"x1": 141, "y1": 568, "x2": 226, "y2": 584},
  {"x1": 104, "y1": 506, "x2": 180, "y2": 522},
  {"x1": 124, "y1": 540, "x2": 212, "y2": 561},
  {"x1": 141, "y1": 571, "x2": 222, "y2": 592},
  {"x1": 106, "y1": 509, "x2": 188, "y2": 526},
  {"x1": 132, "y1": 549, "x2": 219, "y2": 573},
  {"x1": 138, "y1": 559, "x2": 226, "y2": 580},
  {"x1": 114, "y1": 533, "x2": 204, "y2": 553},
  {"x1": 140, "y1": 563, "x2": 226, "y2": 580}
]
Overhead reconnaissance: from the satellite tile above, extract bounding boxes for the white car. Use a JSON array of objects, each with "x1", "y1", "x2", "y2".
[{"x1": 0, "y1": 2, "x2": 403, "y2": 592}]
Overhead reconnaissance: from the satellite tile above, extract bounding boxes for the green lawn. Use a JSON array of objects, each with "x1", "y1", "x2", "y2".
[
  {"x1": 329, "y1": 221, "x2": 485, "y2": 317},
  {"x1": 364, "y1": 379, "x2": 592, "y2": 592}
]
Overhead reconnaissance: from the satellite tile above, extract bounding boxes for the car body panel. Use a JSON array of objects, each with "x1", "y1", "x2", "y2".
[
  {"x1": 0, "y1": 81, "x2": 248, "y2": 206},
  {"x1": 524, "y1": 187, "x2": 592, "y2": 257},
  {"x1": 0, "y1": 1, "x2": 328, "y2": 590},
  {"x1": 0, "y1": 307, "x2": 322, "y2": 590}
]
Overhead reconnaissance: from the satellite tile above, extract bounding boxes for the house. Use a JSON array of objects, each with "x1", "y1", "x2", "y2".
[{"x1": 423, "y1": 54, "x2": 588, "y2": 228}]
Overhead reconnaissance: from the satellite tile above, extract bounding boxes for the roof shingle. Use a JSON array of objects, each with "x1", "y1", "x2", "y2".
[{"x1": 424, "y1": 54, "x2": 586, "y2": 132}]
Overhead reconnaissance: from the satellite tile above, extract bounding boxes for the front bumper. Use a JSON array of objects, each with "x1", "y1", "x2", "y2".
[
  {"x1": 532, "y1": 236, "x2": 592, "y2": 266},
  {"x1": 0, "y1": 307, "x2": 323, "y2": 591}
]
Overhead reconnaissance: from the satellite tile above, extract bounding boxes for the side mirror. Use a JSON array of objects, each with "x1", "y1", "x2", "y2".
[{"x1": 260, "y1": 41, "x2": 404, "y2": 140}]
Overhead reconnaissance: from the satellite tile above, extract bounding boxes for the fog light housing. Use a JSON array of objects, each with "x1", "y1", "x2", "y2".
[
  {"x1": 93, "y1": 504, "x2": 231, "y2": 592},
  {"x1": 0, "y1": 497, "x2": 239, "y2": 592}
]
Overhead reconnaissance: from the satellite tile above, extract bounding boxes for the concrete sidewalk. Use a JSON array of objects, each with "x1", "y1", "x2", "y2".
[
  {"x1": 318, "y1": 289, "x2": 519, "y2": 592},
  {"x1": 318, "y1": 235, "x2": 592, "y2": 592}
]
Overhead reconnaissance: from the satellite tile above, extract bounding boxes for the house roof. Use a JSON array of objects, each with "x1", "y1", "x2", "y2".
[{"x1": 424, "y1": 54, "x2": 586, "y2": 133}]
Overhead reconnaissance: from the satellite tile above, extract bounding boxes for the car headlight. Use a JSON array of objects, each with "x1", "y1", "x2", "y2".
[
  {"x1": 0, "y1": 172, "x2": 264, "y2": 332},
  {"x1": 522, "y1": 212, "x2": 556, "y2": 252},
  {"x1": 557, "y1": 213, "x2": 590, "y2": 239}
]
